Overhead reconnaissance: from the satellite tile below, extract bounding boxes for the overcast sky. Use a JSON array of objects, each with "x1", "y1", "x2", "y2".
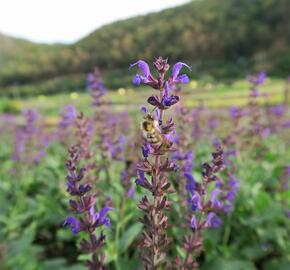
[{"x1": 0, "y1": 0, "x2": 190, "y2": 44}]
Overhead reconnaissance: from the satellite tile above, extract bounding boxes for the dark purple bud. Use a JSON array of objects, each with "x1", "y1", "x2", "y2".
[
  {"x1": 162, "y1": 95, "x2": 180, "y2": 108},
  {"x1": 147, "y1": 96, "x2": 160, "y2": 107}
]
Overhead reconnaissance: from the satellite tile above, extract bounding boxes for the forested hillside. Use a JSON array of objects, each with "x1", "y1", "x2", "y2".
[{"x1": 0, "y1": 0, "x2": 289, "y2": 93}]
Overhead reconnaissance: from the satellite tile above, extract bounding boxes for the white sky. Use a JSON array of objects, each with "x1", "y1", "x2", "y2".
[{"x1": 0, "y1": 0, "x2": 190, "y2": 44}]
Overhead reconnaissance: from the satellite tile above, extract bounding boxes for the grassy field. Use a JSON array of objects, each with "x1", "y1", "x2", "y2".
[{"x1": 0, "y1": 78, "x2": 288, "y2": 120}]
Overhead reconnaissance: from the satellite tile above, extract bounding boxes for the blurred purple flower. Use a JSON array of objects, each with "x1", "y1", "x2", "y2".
[
  {"x1": 60, "y1": 105, "x2": 77, "y2": 128},
  {"x1": 205, "y1": 212, "x2": 222, "y2": 228},
  {"x1": 247, "y1": 71, "x2": 267, "y2": 85},
  {"x1": 135, "y1": 171, "x2": 145, "y2": 186},
  {"x1": 63, "y1": 216, "x2": 81, "y2": 235},
  {"x1": 270, "y1": 104, "x2": 284, "y2": 117},
  {"x1": 184, "y1": 172, "x2": 196, "y2": 196}
]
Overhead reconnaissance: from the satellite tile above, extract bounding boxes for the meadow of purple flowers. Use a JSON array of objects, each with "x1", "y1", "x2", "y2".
[{"x1": 0, "y1": 58, "x2": 289, "y2": 270}]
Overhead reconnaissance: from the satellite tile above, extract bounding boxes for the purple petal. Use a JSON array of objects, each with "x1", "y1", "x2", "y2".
[
  {"x1": 205, "y1": 212, "x2": 222, "y2": 228},
  {"x1": 132, "y1": 74, "x2": 142, "y2": 85},
  {"x1": 140, "y1": 106, "x2": 148, "y2": 114},
  {"x1": 130, "y1": 60, "x2": 150, "y2": 77},
  {"x1": 184, "y1": 173, "x2": 196, "y2": 195},
  {"x1": 63, "y1": 216, "x2": 80, "y2": 234},
  {"x1": 176, "y1": 74, "x2": 190, "y2": 84},
  {"x1": 172, "y1": 62, "x2": 191, "y2": 80},
  {"x1": 190, "y1": 215, "x2": 197, "y2": 230},
  {"x1": 99, "y1": 207, "x2": 111, "y2": 219},
  {"x1": 210, "y1": 188, "x2": 220, "y2": 202}
]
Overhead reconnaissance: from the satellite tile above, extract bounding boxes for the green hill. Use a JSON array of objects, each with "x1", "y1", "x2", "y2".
[{"x1": 1, "y1": 0, "x2": 290, "y2": 95}]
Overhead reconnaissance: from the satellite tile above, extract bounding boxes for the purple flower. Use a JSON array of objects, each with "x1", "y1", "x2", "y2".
[
  {"x1": 63, "y1": 216, "x2": 81, "y2": 234},
  {"x1": 142, "y1": 143, "x2": 150, "y2": 158},
  {"x1": 270, "y1": 104, "x2": 284, "y2": 117},
  {"x1": 247, "y1": 71, "x2": 267, "y2": 85},
  {"x1": 228, "y1": 175, "x2": 239, "y2": 191},
  {"x1": 60, "y1": 105, "x2": 77, "y2": 128},
  {"x1": 127, "y1": 186, "x2": 136, "y2": 198},
  {"x1": 210, "y1": 188, "x2": 220, "y2": 202},
  {"x1": 141, "y1": 106, "x2": 148, "y2": 114},
  {"x1": 190, "y1": 215, "x2": 197, "y2": 230},
  {"x1": 184, "y1": 151, "x2": 194, "y2": 173},
  {"x1": 130, "y1": 60, "x2": 152, "y2": 86},
  {"x1": 230, "y1": 106, "x2": 239, "y2": 119},
  {"x1": 184, "y1": 173, "x2": 196, "y2": 196},
  {"x1": 188, "y1": 192, "x2": 201, "y2": 211},
  {"x1": 261, "y1": 128, "x2": 270, "y2": 138},
  {"x1": 170, "y1": 62, "x2": 191, "y2": 84},
  {"x1": 135, "y1": 171, "x2": 145, "y2": 186},
  {"x1": 94, "y1": 207, "x2": 111, "y2": 227},
  {"x1": 161, "y1": 82, "x2": 180, "y2": 108},
  {"x1": 205, "y1": 212, "x2": 222, "y2": 228}
]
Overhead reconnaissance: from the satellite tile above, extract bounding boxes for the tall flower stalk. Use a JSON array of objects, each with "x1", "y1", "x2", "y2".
[
  {"x1": 176, "y1": 142, "x2": 225, "y2": 269},
  {"x1": 64, "y1": 146, "x2": 111, "y2": 270},
  {"x1": 87, "y1": 68, "x2": 126, "y2": 182},
  {"x1": 131, "y1": 57, "x2": 191, "y2": 269}
]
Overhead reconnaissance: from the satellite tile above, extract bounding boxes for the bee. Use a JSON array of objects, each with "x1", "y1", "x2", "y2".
[{"x1": 141, "y1": 114, "x2": 163, "y2": 145}]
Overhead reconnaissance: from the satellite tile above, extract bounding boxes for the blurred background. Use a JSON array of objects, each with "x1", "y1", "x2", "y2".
[{"x1": 0, "y1": 0, "x2": 289, "y2": 100}]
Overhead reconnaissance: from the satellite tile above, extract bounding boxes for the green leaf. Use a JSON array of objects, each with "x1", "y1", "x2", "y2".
[
  {"x1": 202, "y1": 258, "x2": 257, "y2": 270},
  {"x1": 119, "y1": 223, "x2": 143, "y2": 253}
]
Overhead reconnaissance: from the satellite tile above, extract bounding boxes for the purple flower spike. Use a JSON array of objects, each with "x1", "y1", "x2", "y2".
[
  {"x1": 171, "y1": 62, "x2": 191, "y2": 84},
  {"x1": 63, "y1": 216, "x2": 81, "y2": 234}
]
